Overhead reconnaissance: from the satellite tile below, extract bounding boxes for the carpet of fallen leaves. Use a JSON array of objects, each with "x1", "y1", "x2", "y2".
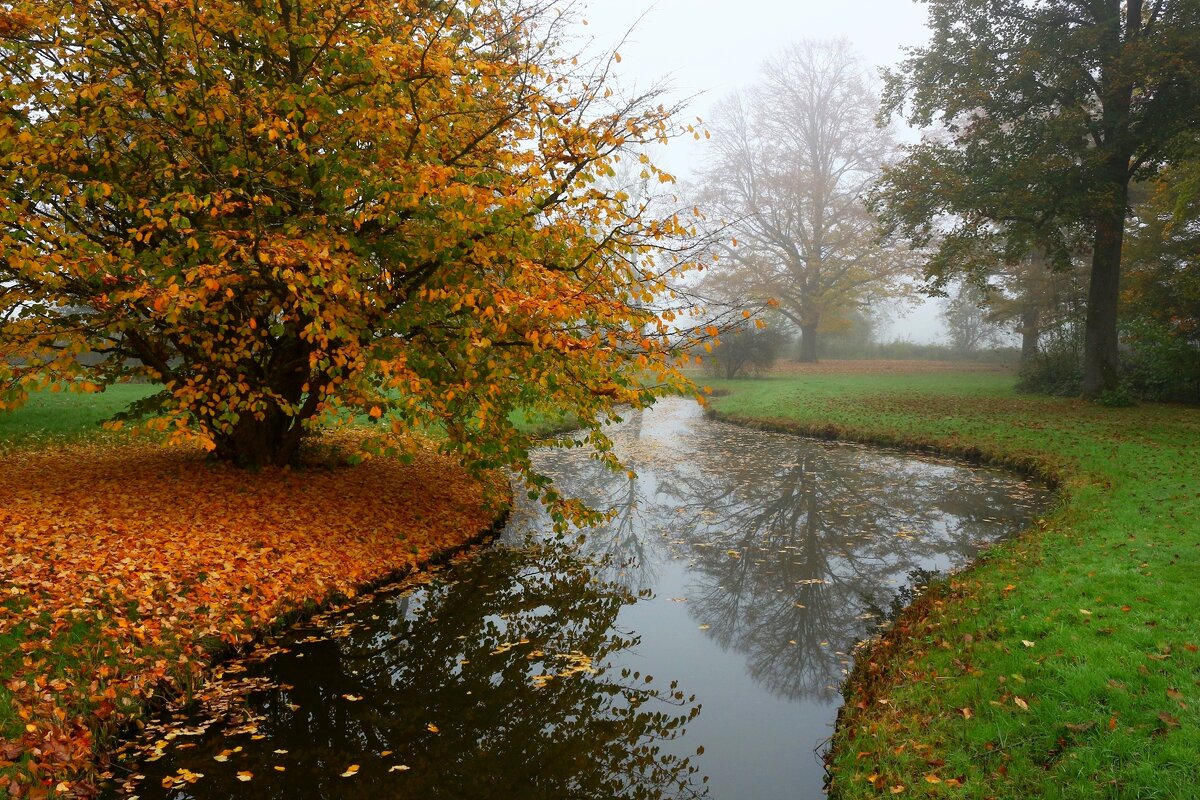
[{"x1": 0, "y1": 436, "x2": 505, "y2": 798}]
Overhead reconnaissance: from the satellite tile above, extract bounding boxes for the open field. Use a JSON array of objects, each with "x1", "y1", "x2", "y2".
[
  {"x1": 765, "y1": 358, "x2": 1014, "y2": 376},
  {"x1": 707, "y1": 365, "x2": 1200, "y2": 799}
]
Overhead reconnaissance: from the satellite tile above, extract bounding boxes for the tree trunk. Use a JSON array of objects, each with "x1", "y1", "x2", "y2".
[
  {"x1": 212, "y1": 408, "x2": 303, "y2": 468},
  {"x1": 1081, "y1": 175, "x2": 1128, "y2": 398},
  {"x1": 1020, "y1": 302, "x2": 1040, "y2": 363},
  {"x1": 798, "y1": 324, "x2": 819, "y2": 363},
  {"x1": 210, "y1": 361, "x2": 318, "y2": 467}
]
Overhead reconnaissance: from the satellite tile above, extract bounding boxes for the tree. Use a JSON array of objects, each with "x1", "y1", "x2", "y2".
[
  {"x1": 940, "y1": 282, "x2": 1002, "y2": 355},
  {"x1": 696, "y1": 40, "x2": 913, "y2": 363},
  {"x1": 0, "y1": 0, "x2": 702, "y2": 493},
  {"x1": 976, "y1": 251, "x2": 1091, "y2": 364},
  {"x1": 873, "y1": 0, "x2": 1200, "y2": 396}
]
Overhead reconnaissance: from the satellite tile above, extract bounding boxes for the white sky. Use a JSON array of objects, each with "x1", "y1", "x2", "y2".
[{"x1": 574, "y1": 0, "x2": 947, "y2": 343}]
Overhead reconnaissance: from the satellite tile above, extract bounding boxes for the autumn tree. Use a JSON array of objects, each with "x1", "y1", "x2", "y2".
[
  {"x1": 0, "y1": 0, "x2": 704, "y2": 492},
  {"x1": 873, "y1": 0, "x2": 1200, "y2": 396},
  {"x1": 696, "y1": 39, "x2": 913, "y2": 363}
]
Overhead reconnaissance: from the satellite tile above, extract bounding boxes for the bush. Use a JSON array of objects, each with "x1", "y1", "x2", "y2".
[
  {"x1": 1016, "y1": 338, "x2": 1083, "y2": 396},
  {"x1": 1120, "y1": 318, "x2": 1200, "y2": 404},
  {"x1": 707, "y1": 325, "x2": 785, "y2": 379},
  {"x1": 1016, "y1": 319, "x2": 1200, "y2": 405}
]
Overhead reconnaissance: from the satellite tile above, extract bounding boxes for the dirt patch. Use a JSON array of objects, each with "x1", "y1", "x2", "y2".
[{"x1": 768, "y1": 359, "x2": 1013, "y2": 376}]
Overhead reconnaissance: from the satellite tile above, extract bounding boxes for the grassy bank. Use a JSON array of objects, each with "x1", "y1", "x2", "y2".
[
  {"x1": 707, "y1": 366, "x2": 1199, "y2": 799},
  {"x1": 0, "y1": 385, "x2": 158, "y2": 451},
  {"x1": 0, "y1": 392, "x2": 508, "y2": 797}
]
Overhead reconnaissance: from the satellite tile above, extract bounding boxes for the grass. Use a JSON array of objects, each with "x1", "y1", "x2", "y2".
[
  {"x1": 0, "y1": 384, "x2": 158, "y2": 449},
  {"x1": 506, "y1": 407, "x2": 582, "y2": 438},
  {"x1": 0, "y1": 386, "x2": 578, "y2": 449},
  {"x1": 706, "y1": 367, "x2": 1200, "y2": 799}
]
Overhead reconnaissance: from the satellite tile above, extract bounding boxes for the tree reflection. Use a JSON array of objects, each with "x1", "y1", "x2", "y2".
[
  {"x1": 109, "y1": 543, "x2": 709, "y2": 800},
  {"x1": 548, "y1": 402, "x2": 1048, "y2": 705}
]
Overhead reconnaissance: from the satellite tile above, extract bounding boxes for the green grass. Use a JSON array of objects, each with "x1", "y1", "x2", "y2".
[
  {"x1": 506, "y1": 407, "x2": 582, "y2": 438},
  {"x1": 0, "y1": 384, "x2": 158, "y2": 449},
  {"x1": 0, "y1": 386, "x2": 578, "y2": 449},
  {"x1": 707, "y1": 371, "x2": 1200, "y2": 799}
]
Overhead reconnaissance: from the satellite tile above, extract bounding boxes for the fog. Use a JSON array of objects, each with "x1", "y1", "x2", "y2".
[{"x1": 578, "y1": 0, "x2": 946, "y2": 344}]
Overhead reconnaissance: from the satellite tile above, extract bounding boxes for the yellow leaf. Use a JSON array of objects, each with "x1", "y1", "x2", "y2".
[
  {"x1": 340, "y1": 764, "x2": 360, "y2": 778},
  {"x1": 236, "y1": 771, "x2": 253, "y2": 781}
]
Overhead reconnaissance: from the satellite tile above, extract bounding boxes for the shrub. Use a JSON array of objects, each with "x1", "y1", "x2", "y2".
[
  {"x1": 1120, "y1": 318, "x2": 1200, "y2": 404},
  {"x1": 707, "y1": 325, "x2": 786, "y2": 379}
]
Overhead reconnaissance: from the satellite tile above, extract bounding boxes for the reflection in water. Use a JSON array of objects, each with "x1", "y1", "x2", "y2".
[
  {"x1": 526, "y1": 402, "x2": 1048, "y2": 707},
  {"x1": 106, "y1": 398, "x2": 1050, "y2": 800},
  {"x1": 109, "y1": 544, "x2": 708, "y2": 800}
]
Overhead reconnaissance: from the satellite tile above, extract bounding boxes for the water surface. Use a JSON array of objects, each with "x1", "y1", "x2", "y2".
[{"x1": 104, "y1": 398, "x2": 1051, "y2": 799}]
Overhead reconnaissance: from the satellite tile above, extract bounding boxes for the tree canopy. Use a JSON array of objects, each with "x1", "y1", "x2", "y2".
[
  {"x1": 0, "y1": 0, "x2": 704, "y2": 505},
  {"x1": 872, "y1": 0, "x2": 1200, "y2": 395}
]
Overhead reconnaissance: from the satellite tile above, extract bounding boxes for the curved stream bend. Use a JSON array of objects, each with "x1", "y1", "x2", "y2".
[{"x1": 104, "y1": 398, "x2": 1052, "y2": 800}]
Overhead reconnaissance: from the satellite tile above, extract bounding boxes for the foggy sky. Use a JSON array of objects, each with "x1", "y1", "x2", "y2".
[{"x1": 577, "y1": 0, "x2": 946, "y2": 343}]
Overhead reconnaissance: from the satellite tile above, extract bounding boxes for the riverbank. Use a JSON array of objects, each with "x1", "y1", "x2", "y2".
[
  {"x1": 706, "y1": 367, "x2": 1199, "y2": 799},
  {"x1": 0, "y1": 421, "x2": 506, "y2": 797}
]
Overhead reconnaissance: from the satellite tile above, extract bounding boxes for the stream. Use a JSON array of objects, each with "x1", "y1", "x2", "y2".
[{"x1": 103, "y1": 397, "x2": 1052, "y2": 799}]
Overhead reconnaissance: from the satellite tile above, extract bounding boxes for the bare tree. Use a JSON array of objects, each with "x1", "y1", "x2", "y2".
[
  {"x1": 940, "y1": 283, "x2": 1003, "y2": 355},
  {"x1": 696, "y1": 40, "x2": 914, "y2": 362}
]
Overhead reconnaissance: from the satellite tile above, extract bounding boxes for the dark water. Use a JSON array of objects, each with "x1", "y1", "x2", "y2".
[{"x1": 103, "y1": 399, "x2": 1052, "y2": 799}]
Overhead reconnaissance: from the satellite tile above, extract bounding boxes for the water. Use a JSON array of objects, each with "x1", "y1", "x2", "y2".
[{"x1": 103, "y1": 398, "x2": 1052, "y2": 799}]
